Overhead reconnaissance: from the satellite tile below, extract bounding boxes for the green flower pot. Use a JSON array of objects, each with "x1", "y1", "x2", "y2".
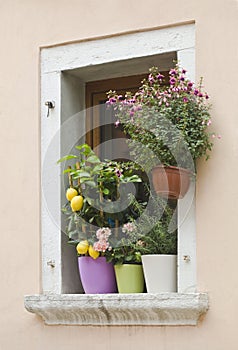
[{"x1": 114, "y1": 264, "x2": 144, "y2": 293}]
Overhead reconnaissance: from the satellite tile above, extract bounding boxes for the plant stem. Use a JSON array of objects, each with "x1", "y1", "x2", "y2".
[
  {"x1": 76, "y1": 161, "x2": 83, "y2": 194},
  {"x1": 68, "y1": 166, "x2": 73, "y2": 187}
]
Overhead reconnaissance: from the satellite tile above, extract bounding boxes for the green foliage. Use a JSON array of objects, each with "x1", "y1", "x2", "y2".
[
  {"x1": 107, "y1": 65, "x2": 217, "y2": 171},
  {"x1": 58, "y1": 144, "x2": 142, "y2": 247},
  {"x1": 59, "y1": 146, "x2": 178, "y2": 262},
  {"x1": 132, "y1": 192, "x2": 177, "y2": 256},
  {"x1": 107, "y1": 192, "x2": 177, "y2": 264}
]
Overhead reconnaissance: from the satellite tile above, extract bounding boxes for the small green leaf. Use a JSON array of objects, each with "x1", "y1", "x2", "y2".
[
  {"x1": 77, "y1": 171, "x2": 91, "y2": 178},
  {"x1": 86, "y1": 155, "x2": 101, "y2": 163},
  {"x1": 75, "y1": 144, "x2": 91, "y2": 152},
  {"x1": 121, "y1": 175, "x2": 142, "y2": 183},
  {"x1": 57, "y1": 155, "x2": 77, "y2": 164},
  {"x1": 85, "y1": 196, "x2": 93, "y2": 205},
  {"x1": 103, "y1": 188, "x2": 110, "y2": 195},
  {"x1": 63, "y1": 168, "x2": 73, "y2": 174},
  {"x1": 92, "y1": 164, "x2": 104, "y2": 173},
  {"x1": 67, "y1": 240, "x2": 79, "y2": 246}
]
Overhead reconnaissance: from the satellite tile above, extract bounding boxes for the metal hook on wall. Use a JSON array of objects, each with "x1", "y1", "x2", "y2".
[{"x1": 45, "y1": 101, "x2": 55, "y2": 117}]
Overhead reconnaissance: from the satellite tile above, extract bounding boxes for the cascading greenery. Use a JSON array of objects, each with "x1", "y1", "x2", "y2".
[{"x1": 107, "y1": 65, "x2": 216, "y2": 171}]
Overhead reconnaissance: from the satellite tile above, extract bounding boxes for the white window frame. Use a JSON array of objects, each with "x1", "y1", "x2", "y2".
[{"x1": 24, "y1": 23, "x2": 209, "y2": 326}]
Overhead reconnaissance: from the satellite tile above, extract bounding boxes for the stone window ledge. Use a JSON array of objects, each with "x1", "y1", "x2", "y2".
[{"x1": 24, "y1": 292, "x2": 208, "y2": 326}]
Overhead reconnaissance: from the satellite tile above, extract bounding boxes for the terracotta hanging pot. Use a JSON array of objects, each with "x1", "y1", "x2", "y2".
[{"x1": 151, "y1": 165, "x2": 191, "y2": 199}]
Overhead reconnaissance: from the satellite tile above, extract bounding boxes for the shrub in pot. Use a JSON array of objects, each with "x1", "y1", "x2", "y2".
[
  {"x1": 132, "y1": 193, "x2": 178, "y2": 293},
  {"x1": 58, "y1": 143, "x2": 142, "y2": 294},
  {"x1": 107, "y1": 220, "x2": 145, "y2": 294},
  {"x1": 107, "y1": 65, "x2": 218, "y2": 199}
]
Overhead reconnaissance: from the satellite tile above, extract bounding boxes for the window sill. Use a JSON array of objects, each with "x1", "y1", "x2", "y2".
[{"x1": 24, "y1": 292, "x2": 208, "y2": 326}]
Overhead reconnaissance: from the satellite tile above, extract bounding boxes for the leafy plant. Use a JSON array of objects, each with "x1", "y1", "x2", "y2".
[
  {"x1": 131, "y1": 189, "x2": 177, "y2": 256},
  {"x1": 58, "y1": 143, "x2": 142, "y2": 258},
  {"x1": 107, "y1": 192, "x2": 177, "y2": 264},
  {"x1": 107, "y1": 65, "x2": 219, "y2": 171},
  {"x1": 106, "y1": 220, "x2": 142, "y2": 265}
]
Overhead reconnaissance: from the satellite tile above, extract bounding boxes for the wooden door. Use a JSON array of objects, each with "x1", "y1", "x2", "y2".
[{"x1": 85, "y1": 74, "x2": 146, "y2": 160}]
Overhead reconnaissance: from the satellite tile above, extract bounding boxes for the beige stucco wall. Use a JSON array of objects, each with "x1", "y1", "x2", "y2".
[{"x1": 0, "y1": 0, "x2": 237, "y2": 349}]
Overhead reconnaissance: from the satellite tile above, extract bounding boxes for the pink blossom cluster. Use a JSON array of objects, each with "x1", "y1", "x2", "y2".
[
  {"x1": 107, "y1": 65, "x2": 210, "y2": 115},
  {"x1": 122, "y1": 222, "x2": 136, "y2": 233},
  {"x1": 93, "y1": 227, "x2": 112, "y2": 252},
  {"x1": 115, "y1": 168, "x2": 122, "y2": 177},
  {"x1": 106, "y1": 65, "x2": 220, "y2": 163},
  {"x1": 149, "y1": 66, "x2": 210, "y2": 107}
]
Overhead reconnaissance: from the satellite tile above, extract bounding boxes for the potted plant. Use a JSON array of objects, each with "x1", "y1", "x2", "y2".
[
  {"x1": 58, "y1": 143, "x2": 142, "y2": 294},
  {"x1": 107, "y1": 65, "x2": 217, "y2": 199},
  {"x1": 130, "y1": 192, "x2": 178, "y2": 293},
  {"x1": 107, "y1": 220, "x2": 145, "y2": 294}
]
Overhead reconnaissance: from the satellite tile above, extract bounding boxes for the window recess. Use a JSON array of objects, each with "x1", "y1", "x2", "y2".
[{"x1": 24, "y1": 23, "x2": 209, "y2": 325}]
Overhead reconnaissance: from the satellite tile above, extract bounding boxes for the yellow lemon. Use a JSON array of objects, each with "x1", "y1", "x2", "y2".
[
  {"x1": 76, "y1": 240, "x2": 89, "y2": 255},
  {"x1": 70, "y1": 195, "x2": 83, "y2": 212},
  {"x1": 88, "y1": 245, "x2": 100, "y2": 260},
  {"x1": 66, "y1": 187, "x2": 78, "y2": 201}
]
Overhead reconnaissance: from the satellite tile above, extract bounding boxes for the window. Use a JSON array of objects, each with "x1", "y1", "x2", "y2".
[
  {"x1": 24, "y1": 23, "x2": 209, "y2": 325},
  {"x1": 85, "y1": 74, "x2": 146, "y2": 158}
]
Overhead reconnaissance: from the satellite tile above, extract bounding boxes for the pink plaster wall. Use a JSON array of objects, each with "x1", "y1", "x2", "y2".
[{"x1": 0, "y1": 0, "x2": 238, "y2": 349}]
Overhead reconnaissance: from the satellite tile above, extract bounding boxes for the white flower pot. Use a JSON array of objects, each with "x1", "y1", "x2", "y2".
[{"x1": 141, "y1": 254, "x2": 177, "y2": 293}]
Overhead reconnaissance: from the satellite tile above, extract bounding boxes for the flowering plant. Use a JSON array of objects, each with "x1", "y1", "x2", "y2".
[
  {"x1": 134, "y1": 196, "x2": 177, "y2": 256},
  {"x1": 107, "y1": 65, "x2": 219, "y2": 171},
  {"x1": 107, "y1": 221, "x2": 143, "y2": 265},
  {"x1": 74, "y1": 227, "x2": 113, "y2": 260},
  {"x1": 58, "y1": 143, "x2": 142, "y2": 260},
  {"x1": 107, "y1": 191, "x2": 177, "y2": 263}
]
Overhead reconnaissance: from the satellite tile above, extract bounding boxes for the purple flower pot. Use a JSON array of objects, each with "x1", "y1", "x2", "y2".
[{"x1": 78, "y1": 256, "x2": 117, "y2": 294}]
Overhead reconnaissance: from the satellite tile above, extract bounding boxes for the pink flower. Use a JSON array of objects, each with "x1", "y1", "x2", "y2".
[
  {"x1": 169, "y1": 68, "x2": 177, "y2": 76},
  {"x1": 217, "y1": 134, "x2": 222, "y2": 139},
  {"x1": 207, "y1": 119, "x2": 212, "y2": 126},
  {"x1": 122, "y1": 222, "x2": 136, "y2": 233},
  {"x1": 93, "y1": 240, "x2": 109, "y2": 252},
  {"x1": 170, "y1": 77, "x2": 176, "y2": 85},
  {"x1": 115, "y1": 120, "x2": 120, "y2": 127},
  {"x1": 157, "y1": 73, "x2": 164, "y2": 80},
  {"x1": 115, "y1": 168, "x2": 122, "y2": 177},
  {"x1": 130, "y1": 110, "x2": 134, "y2": 117},
  {"x1": 148, "y1": 74, "x2": 155, "y2": 84},
  {"x1": 96, "y1": 227, "x2": 111, "y2": 240},
  {"x1": 94, "y1": 227, "x2": 112, "y2": 252}
]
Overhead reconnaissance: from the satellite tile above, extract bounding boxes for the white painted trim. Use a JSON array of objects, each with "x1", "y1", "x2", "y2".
[
  {"x1": 40, "y1": 23, "x2": 196, "y2": 296},
  {"x1": 41, "y1": 71, "x2": 62, "y2": 294},
  {"x1": 41, "y1": 24, "x2": 195, "y2": 74},
  {"x1": 24, "y1": 293, "x2": 208, "y2": 326},
  {"x1": 178, "y1": 182, "x2": 196, "y2": 292},
  {"x1": 177, "y1": 48, "x2": 196, "y2": 292}
]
